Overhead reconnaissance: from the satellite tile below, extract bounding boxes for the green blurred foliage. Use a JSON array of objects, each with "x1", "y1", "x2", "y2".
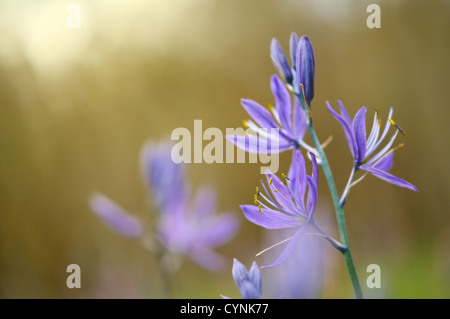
[{"x1": 0, "y1": 0, "x2": 449, "y2": 298}]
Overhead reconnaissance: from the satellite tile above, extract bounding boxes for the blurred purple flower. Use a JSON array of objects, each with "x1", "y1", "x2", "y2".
[
  {"x1": 222, "y1": 259, "x2": 262, "y2": 299},
  {"x1": 157, "y1": 185, "x2": 239, "y2": 271},
  {"x1": 90, "y1": 193, "x2": 143, "y2": 238},
  {"x1": 226, "y1": 75, "x2": 317, "y2": 156},
  {"x1": 326, "y1": 101, "x2": 418, "y2": 192},
  {"x1": 90, "y1": 141, "x2": 239, "y2": 271},
  {"x1": 240, "y1": 149, "x2": 318, "y2": 268},
  {"x1": 271, "y1": 33, "x2": 315, "y2": 105}
]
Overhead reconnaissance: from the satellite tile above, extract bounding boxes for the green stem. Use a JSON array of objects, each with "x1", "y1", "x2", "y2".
[{"x1": 296, "y1": 94, "x2": 363, "y2": 299}]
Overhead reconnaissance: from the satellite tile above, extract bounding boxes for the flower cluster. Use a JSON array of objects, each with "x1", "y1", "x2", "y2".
[{"x1": 225, "y1": 33, "x2": 417, "y2": 298}]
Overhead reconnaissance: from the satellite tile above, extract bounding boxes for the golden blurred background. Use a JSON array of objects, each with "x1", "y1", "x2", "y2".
[{"x1": 0, "y1": 0, "x2": 449, "y2": 298}]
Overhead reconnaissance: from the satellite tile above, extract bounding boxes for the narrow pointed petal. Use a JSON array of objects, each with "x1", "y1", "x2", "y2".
[
  {"x1": 271, "y1": 74, "x2": 293, "y2": 134},
  {"x1": 360, "y1": 166, "x2": 418, "y2": 192},
  {"x1": 306, "y1": 176, "x2": 318, "y2": 220},
  {"x1": 295, "y1": 36, "x2": 315, "y2": 105},
  {"x1": 241, "y1": 99, "x2": 279, "y2": 129},
  {"x1": 292, "y1": 97, "x2": 307, "y2": 140},
  {"x1": 232, "y1": 258, "x2": 248, "y2": 287},
  {"x1": 374, "y1": 152, "x2": 394, "y2": 172},
  {"x1": 262, "y1": 227, "x2": 306, "y2": 268},
  {"x1": 225, "y1": 135, "x2": 292, "y2": 154},
  {"x1": 192, "y1": 186, "x2": 217, "y2": 219},
  {"x1": 90, "y1": 193, "x2": 143, "y2": 238},
  {"x1": 290, "y1": 32, "x2": 300, "y2": 67},
  {"x1": 352, "y1": 107, "x2": 367, "y2": 164},
  {"x1": 337, "y1": 100, "x2": 352, "y2": 126},
  {"x1": 326, "y1": 101, "x2": 357, "y2": 158},
  {"x1": 248, "y1": 262, "x2": 263, "y2": 297},
  {"x1": 240, "y1": 205, "x2": 301, "y2": 229},
  {"x1": 288, "y1": 149, "x2": 307, "y2": 207},
  {"x1": 310, "y1": 151, "x2": 319, "y2": 187},
  {"x1": 271, "y1": 38, "x2": 293, "y2": 84},
  {"x1": 265, "y1": 172, "x2": 293, "y2": 211}
]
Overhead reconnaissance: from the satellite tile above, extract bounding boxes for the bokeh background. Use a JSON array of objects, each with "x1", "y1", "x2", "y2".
[{"x1": 0, "y1": 0, "x2": 449, "y2": 298}]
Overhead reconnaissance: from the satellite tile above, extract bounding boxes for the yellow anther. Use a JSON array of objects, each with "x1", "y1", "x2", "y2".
[
  {"x1": 254, "y1": 194, "x2": 258, "y2": 205},
  {"x1": 267, "y1": 103, "x2": 273, "y2": 111},
  {"x1": 269, "y1": 176, "x2": 273, "y2": 185},
  {"x1": 388, "y1": 118, "x2": 395, "y2": 126},
  {"x1": 243, "y1": 120, "x2": 248, "y2": 127},
  {"x1": 273, "y1": 189, "x2": 278, "y2": 193},
  {"x1": 258, "y1": 205, "x2": 262, "y2": 214},
  {"x1": 389, "y1": 118, "x2": 406, "y2": 135},
  {"x1": 256, "y1": 187, "x2": 259, "y2": 194},
  {"x1": 376, "y1": 108, "x2": 381, "y2": 126}
]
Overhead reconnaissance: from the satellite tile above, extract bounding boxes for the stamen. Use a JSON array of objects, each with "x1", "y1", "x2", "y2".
[
  {"x1": 256, "y1": 236, "x2": 294, "y2": 257},
  {"x1": 321, "y1": 135, "x2": 333, "y2": 149},
  {"x1": 258, "y1": 205, "x2": 262, "y2": 214},
  {"x1": 243, "y1": 119, "x2": 248, "y2": 127},
  {"x1": 388, "y1": 118, "x2": 406, "y2": 135},
  {"x1": 269, "y1": 176, "x2": 273, "y2": 185},
  {"x1": 372, "y1": 143, "x2": 404, "y2": 167},
  {"x1": 254, "y1": 194, "x2": 258, "y2": 205},
  {"x1": 281, "y1": 173, "x2": 290, "y2": 181},
  {"x1": 376, "y1": 108, "x2": 381, "y2": 127}
]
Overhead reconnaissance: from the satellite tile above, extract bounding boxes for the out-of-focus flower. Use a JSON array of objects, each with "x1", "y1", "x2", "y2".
[
  {"x1": 271, "y1": 33, "x2": 315, "y2": 105},
  {"x1": 222, "y1": 259, "x2": 262, "y2": 299},
  {"x1": 226, "y1": 75, "x2": 317, "y2": 156},
  {"x1": 90, "y1": 141, "x2": 239, "y2": 271},
  {"x1": 240, "y1": 149, "x2": 318, "y2": 268},
  {"x1": 326, "y1": 101, "x2": 418, "y2": 192},
  {"x1": 157, "y1": 185, "x2": 239, "y2": 271}
]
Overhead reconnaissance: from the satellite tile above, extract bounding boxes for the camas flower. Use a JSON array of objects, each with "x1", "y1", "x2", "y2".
[
  {"x1": 326, "y1": 100, "x2": 417, "y2": 192},
  {"x1": 226, "y1": 74, "x2": 318, "y2": 156},
  {"x1": 90, "y1": 141, "x2": 239, "y2": 271},
  {"x1": 271, "y1": 33, "x2": 315, "y2": 105},
  {"x1": 240, "y1": 149, "x2": 318, "y2": 268},
  {"x1": 222, "y1": 259, "x2": 262, "y2": 299}
]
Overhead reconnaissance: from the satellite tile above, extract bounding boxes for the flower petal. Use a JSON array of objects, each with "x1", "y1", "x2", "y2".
[
  {"x1": 225, "y1": 135, "x2": 292, "y2": 154},
  {"x1": 241, "y1": 99, "x2": 280, "y2": 129},
  {"x1": 90, "y1": 193, "x2": 143, "y2": 238},
  {"x1": 189, "y1": 247, "x2": 226, "y2": 272},
  {"x1": 266, "y1": 172, "x2": 294, "y2": 212},
  {"x1": 196, "y1": 212, "x2": 239, "y2": 247},
  {"x1": 306, "y1": 176, "x2": 318, "y2": 220},
  {"x1": 374, "y1": 152, "x2": 394, "y2": 172},
  {"x1": 290, "y1": 32, "x2": 300, "y2": 68},
  {"x1": 271, "y1": 74, "x2": 293, "y2": 134},
  {"x1": 326, "y1": 101, "x2": 357, "y2": 159},
  {"x1": 352, "y1": 107, "x2": 367, "y2": 164},
  {"x1": 295, "y1": 36, "x2": 315, "y2": 105},
  {"x1": 271, "y1": 38, "x2": 293, "y2": 84},
  {"x1": 292, "y1": 95, "x2": 307, "y2": 140},
  {"x1": 262, "y1": 227, "x2": 306, "y2": 268},
  {"x1": 288, "y1": 149, "x2": 307, "y2": 208},
  {"x1": 360, "y1": 166, "x2": 418, "y2": 192},
  {"x1": 240, "y1": 205, "x2": 301, "y2": 229},
  {"x1": 248, "y1": 261, "x2": 263, "y2": 297}
]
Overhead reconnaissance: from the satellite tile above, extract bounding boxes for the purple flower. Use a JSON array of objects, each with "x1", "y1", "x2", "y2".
[
  {"x1": 240, "y1": 149, "x2": 318, "y2": 268},
  {"x1": 222, "y1": 259, "x2": 262, "y2": 299},
  {"x1": 326, "y1": 101, "x2": 418, "y2": 192},
  {"x1": 157, "y1": 186, "x2": 239, "y2": 271},
  {"x1": 90, "y1": 193, "x2": 143, "y2": 238},
  {"x1": 226, "y1": 75, "x2": 317, "y2": 156},
  {"x1": 271, "y1": 33, "x2": 315, "y2": 105},
  {"x1": 91, "y1": 141, "x2": 239, "y2": 271}
]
